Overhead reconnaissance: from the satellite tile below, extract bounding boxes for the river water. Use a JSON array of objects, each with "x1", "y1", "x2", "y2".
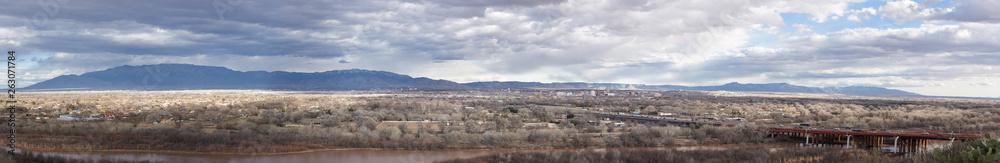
[
  {"x1": 19, "y1": 145, "x2": 775, "y2": 163},
  {"x1": 22, "y1": 149, "x2": 501, "y2": 163},
  {"x1": 794, "y1": 139, "x2": 952, "y2": 153},
  {"x1": 17, "y1": 141, "x2": 947, "y2": 163}
]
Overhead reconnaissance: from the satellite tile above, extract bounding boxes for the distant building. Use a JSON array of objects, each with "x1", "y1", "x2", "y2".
[{"x1": 57, "y1": 114, "x2": 101, "y2": 122}]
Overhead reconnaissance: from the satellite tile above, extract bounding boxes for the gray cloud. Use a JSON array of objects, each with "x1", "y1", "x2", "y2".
[
  {"x1": 432, "y1": 0, "x2": 567, "y2": 7},
  {"x1": 1, "y1": 0, "x2": 998, "y2": 97},
  {"x1": 880, "y1": 0, "x2": 1000, "y2": 23}
]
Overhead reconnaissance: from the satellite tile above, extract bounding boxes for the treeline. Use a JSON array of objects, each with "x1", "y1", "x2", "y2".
[
  {"x1": 11, "y1": 92, "x2": 1000, "y2": 154},
  {"x1": 21, "y1": 92, "x2": 1000, "y2": 133},
  {"x1": 522, "y1": 95, "x2": 1000, "y2": 132},
  {"x1": 14, "y1": 119, "x2": 768, "y2": 153}
]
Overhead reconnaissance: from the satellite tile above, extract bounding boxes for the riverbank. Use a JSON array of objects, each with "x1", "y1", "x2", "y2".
[
  {"x1": 13, "y1": 131, "x2": 706, "y2": 155},
  {"x1": 439, "y1": 145, "x2": 911, "y2": 163},
  {"x1": 16, "y1": 140, "x2": 704, "y2": 156},
  {"x1": 15, "y1": 143, "x2": 805, "y2": 163}
]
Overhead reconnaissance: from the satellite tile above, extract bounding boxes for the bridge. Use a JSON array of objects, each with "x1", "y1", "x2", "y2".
[{"x1": 595, "y1": 112, "x2": 983, "y2": 152}]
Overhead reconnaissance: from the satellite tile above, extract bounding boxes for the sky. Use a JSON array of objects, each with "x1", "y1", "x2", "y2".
[{"x1": 1, "y1": 0, "x2": 998, "y2": 97}]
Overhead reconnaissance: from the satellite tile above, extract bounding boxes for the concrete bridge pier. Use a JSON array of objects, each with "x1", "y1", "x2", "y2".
[
  {"x1": 893, "y1": 136, "x2": 899, "y2": 152},
  {"x1": 805, "y1": 133, "x2": 810, "y2": 145},
  {"x1": 846, "y1": 135, "x2": 852, "y2": 148}
]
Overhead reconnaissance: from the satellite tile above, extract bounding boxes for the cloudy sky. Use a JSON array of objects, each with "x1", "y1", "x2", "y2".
[{"x1": 2, "y1": 0, "x2": 998, "y2": 97}]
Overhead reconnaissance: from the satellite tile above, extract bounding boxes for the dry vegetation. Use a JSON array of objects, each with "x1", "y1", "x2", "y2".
[{"x1": 7, "y1": 90, "x2": 999, "y2": 156}]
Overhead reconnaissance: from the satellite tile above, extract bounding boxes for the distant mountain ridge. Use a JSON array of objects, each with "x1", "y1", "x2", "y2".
[
  {"x1": 26, "y1": 64, "x2": 469, "y2": 90},
  {"x1": 25, "y1": 64, "x2": 919, "y2": 96}
]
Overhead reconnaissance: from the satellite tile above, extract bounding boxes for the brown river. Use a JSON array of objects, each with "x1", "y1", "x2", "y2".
[
  {"x1": 18, "y1": 141, "x2": 950, "y2": 163},
  {"x1": 18, "y1": 145, "x2": 765, "y2": 163},
  {"x1": 27, "y1": 149, "x2": 500, "y2": 163}
]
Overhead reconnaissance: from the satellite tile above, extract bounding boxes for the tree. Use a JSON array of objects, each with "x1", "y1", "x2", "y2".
[
  {"x1": 287, "y1": 110, "x2": 308, "y2": 123},
  {"x1": 196, "y1": 111, "x2": 222, "y2": 123},
  {"x1": 379, "y1": 126, "x2": 402, "y2": 141},
  {"x1": 322, "y1": 118, "x2": 341, "y2": 128},
  {"x1": 507, "y1": 107, "x2": 518, "y2": 113},
  {"x1": 144, "y1": 110, "x2": 173, "y2": 122}
]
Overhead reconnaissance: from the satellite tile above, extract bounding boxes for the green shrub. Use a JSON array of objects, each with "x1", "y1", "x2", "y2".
[{"x1": 934, "y1": 134, "x2": 1000, "y2": 163}]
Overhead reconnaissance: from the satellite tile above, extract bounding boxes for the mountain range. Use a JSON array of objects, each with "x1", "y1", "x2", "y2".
[{"x1": 24, "y1": 64, "x2": 919, "y2": 96}]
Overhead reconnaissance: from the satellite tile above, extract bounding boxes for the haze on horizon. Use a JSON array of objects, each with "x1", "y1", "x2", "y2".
[{"x1": 1, "y1": 0, "x2": 998, "y2": 97}]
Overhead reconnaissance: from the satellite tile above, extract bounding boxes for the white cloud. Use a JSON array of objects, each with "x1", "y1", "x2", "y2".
[
  {"x1": 845, "y1": 7, "x2": 877, "y2": 22},
  {"x1": 880, "y1": 0, "x2": 1000, "y2": 22},
  {"x1": 2, "y1": 0, "x2": 998, "y2": 97},
  {"x1": 785, "y1": 23, "x2": 1000, "y2": 54},
  {"x1": 880, "y1": 0, "x2": 949, "y2": 21},
  {"x1": 760, "y1": 0, "x2": 868, "y2": 23}
]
